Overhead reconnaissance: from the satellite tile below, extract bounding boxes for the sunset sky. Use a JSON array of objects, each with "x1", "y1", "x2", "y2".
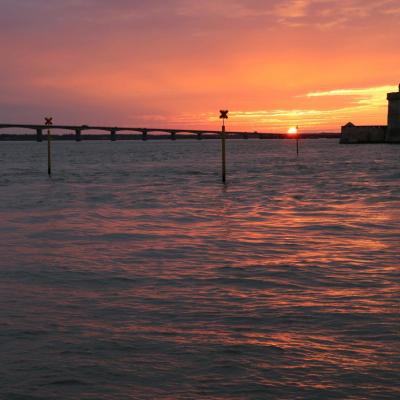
[{"x1": 1, "y1": 0, "x2": 399, "y2": 132}]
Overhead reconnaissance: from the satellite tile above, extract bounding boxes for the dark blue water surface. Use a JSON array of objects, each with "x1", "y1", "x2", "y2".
[{"x1": 0, "y1": 140, "x2": 399, "y2": 399}]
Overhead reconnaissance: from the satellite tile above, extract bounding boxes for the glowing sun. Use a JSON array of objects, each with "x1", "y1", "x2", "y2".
[{"x1": 288, "y1": 126, "x2": 298, "y2": 135}]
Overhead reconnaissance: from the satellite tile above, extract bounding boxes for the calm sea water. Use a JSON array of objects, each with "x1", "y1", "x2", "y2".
[{"x1": 0, "y1": 140, "x2": 399, "y2": 399}]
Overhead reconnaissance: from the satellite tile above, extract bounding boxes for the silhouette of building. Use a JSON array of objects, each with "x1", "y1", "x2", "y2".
[
  {"x1": 386, "y1": 84, "x2": 400, "y2": 142},
  {"x1": 341, "y1": 84, "x2": 400, "y2": 143}
]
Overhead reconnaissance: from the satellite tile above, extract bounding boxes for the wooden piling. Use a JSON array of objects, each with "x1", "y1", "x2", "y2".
[
  {"x1": 219, "y1": 110, "x2": 229, "y2": 184},
  {"x1": 296, "y1": 126, "x2": 300, "y2": 157},
  {"x1": 47, "y1": 129, "x2": 51, "y2": 176},
  {"x1": 45, "y1": 117, "x2": 53, "y2": 176},
  {"x1": 221, "y1": 124, "x2": 226, "y2": 183}
]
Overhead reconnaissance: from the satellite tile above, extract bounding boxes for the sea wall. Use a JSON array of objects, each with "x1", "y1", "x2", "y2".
[
  {"x1": 340, "y1": 125, "x2": 386, "y2": 144},
  {"x1": 385, "y1": 128, "x2": 400, "y2": 143}
]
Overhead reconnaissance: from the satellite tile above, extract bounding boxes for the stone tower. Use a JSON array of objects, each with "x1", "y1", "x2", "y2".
[{"x1": 386, "y1": 84, "x2": 400, "y2": 143}]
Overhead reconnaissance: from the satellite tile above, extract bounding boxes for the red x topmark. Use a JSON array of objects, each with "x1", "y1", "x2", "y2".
[
  {"x1": 45, "y1": 117, "x2": 53, "y2": 125},
  {"x1": 219, "y1": 110, "x2": 229, "y2": 119}
]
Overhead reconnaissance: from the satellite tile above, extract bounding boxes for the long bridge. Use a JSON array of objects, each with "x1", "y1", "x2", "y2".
[
  {"x1": 0, "y1": 123, "x2": 282, "y2": 141},
  {"x1": 0, "y1": 123, "x2": 339, "y2": 141}
]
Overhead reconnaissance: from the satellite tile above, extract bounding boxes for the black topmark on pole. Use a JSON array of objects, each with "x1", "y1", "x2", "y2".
[
  {"x1": 45, "y1": 117, "x2": 53, "y2": 176},
  {"x1": 219, "y1": 110, "x2": 229, "y2": 183}
]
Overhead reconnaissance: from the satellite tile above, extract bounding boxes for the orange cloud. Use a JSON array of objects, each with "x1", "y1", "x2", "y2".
[{"x1": 0, "y1": 1, "x2": 399, "y2": 130}]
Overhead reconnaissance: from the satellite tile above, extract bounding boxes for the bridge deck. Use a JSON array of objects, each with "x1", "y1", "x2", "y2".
[
  {"x1": 0, "y1": 123, "x2": 340, "y2": 140},
  {"x1": 0, "y1": 123, "x2": 263, "y2": 135}
]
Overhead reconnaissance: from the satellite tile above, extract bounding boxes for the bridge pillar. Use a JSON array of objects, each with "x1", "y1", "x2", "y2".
[
  {"x1": 75, "y1": 129, "x2": 82, "y2": 142},
  {"x1": 142, "y1": 130, "x2": 148, "y2": 141},
  {"x1": 36, "y1": 128, "x2": 43, "y2": 142},
  {"x1": 110, "y1": 130, "x2": 117, "y2": 141},
  {"x1": 170, "y1": 132, "x2": 176, "y2": 140},
  {"x1": 197, "y1": 132, "x2": 203, "y2": 140}
]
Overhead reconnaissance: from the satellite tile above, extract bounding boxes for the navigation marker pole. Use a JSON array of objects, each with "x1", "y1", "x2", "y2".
[
  {"x1": 45, "y1": 117, "x2": 53, "y2": 176},
  {"x1": 219, "y1": 110, "x2": 229, "y2": 183},
  {"x1": 296, "y1": 125, "x2": 299, "y2": 157}
]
